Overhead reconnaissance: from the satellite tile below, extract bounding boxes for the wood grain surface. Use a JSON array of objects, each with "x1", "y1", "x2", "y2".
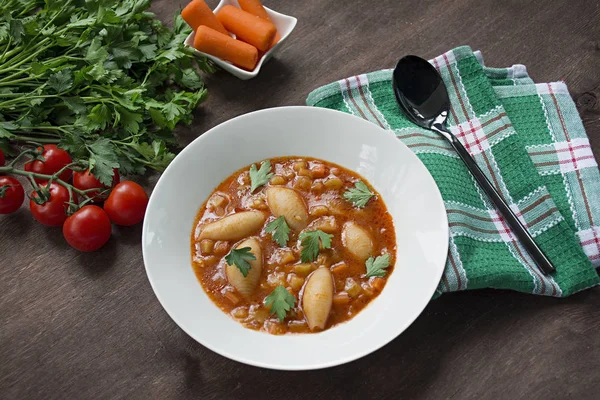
[{"x1": 1, "y1": 1, "x2": 600, "y2": 399}]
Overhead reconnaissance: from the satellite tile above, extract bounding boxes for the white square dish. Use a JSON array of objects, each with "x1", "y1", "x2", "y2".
[{"x1": 183, "y1": 0, "x2": 297, "y2": 80}]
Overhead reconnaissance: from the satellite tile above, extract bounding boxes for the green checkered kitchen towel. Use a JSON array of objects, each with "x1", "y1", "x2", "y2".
[{"x1": 306, "y1": 46, "x2": 600, "y2": 297}]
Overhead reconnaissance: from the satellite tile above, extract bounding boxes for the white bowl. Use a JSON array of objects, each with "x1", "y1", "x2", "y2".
[
  {"x1": 142, "y1": 106, "x2": 448, "y2": 370},
  {"x1": 183, "y1": 0, "x2": 297, "y2": 80}
]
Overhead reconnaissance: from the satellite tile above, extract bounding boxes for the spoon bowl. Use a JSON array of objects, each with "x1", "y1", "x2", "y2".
[{"x1": 392, "y1": 55, "x2": 450, "y2": 129}]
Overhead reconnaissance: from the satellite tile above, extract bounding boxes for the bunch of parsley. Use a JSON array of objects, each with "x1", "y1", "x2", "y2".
[{"x1": 0, "y1": 0, "x2": 213, "y2": 184}]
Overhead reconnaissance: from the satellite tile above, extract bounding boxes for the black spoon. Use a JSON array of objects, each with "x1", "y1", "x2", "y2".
[{"x1": 392, "y1": 55, "x2": 555, "y2": 275}]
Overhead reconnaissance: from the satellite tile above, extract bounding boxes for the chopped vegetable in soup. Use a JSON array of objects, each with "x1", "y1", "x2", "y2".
[{"x1": 190, "y1": 157, "x2": 396, "y2": 334}]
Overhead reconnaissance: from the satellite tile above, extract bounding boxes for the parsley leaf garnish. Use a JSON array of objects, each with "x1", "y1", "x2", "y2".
[
  {"x1": 365, "y1": 254, "x2": 391, "y2": 278},
  {"x1": 225, "y1": 247, "x2": 256, "y2": 278},
  {"x1": 265, "y1": 216, "x2": 290, "y2": 247},
  {"x1": 47, "y1": 70, "x2": 73, "y2": 94},
  {"x1": 264, "y1": 285, "x2": 296, "y2": 322},
  {"x1": 87, "y1": 104, "x2": 112, "y2": 130},
  {"x1": 87, "y1": 138, "x2": 119, "y2": 186},
  {"x1": 249, "y1": 160, "x2": 274, "y2": 192},
  {"x1": 9, "y1": 19, "x2": 25, "y2": 45},
  {"x1": 343, "y1": 181, "x2": 375, "y2": 208},
  {"x1": 299, "y1": 230, "x2": 333, "y2": 263}
]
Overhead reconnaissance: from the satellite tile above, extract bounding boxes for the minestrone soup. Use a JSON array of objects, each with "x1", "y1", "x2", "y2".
[{"x1": 191, "y1": 157, "x2": 396, "y2": 334}]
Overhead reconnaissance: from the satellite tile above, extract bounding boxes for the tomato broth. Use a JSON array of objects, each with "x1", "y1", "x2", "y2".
[{"x1": 191, "y1": 157, "x2": 396, "y2": 334}]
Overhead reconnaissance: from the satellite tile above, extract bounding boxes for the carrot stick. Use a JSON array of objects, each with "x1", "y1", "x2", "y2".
[
  {"x1": 181, "y1": 0, "x2": 229, "y2": 36},
  {"x1": 193, "y1": 25, "x2": 258, "y2": 71},
  {"x1": 238, "y1": 0, "x2": 270, "y2": 20},
  {"x1": 238, "y1": 0, "x2": 280, "y2": 47},
  {"x1": 216, "y1": 5, "x2": 276, "y2": 52}
]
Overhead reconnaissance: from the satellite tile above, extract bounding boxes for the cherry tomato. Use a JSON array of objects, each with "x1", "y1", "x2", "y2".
[
  {"x1": 30, "y1": 182, "x2": 73, "y2": 226},
  {"x1": 24, "y1": 144, "x2": 73, "y2": 183},
  {"x1": 0, "y1": 176, "x2": 24, "y2": 214},
  {"x1": 73, "y1": 168, "x2": 120, "y2": 201},
  {"x1": 63, "y1": 205, "x2": 112, "y2": 252},
  {"x1": 104, "y1": 181, "x2": 148, "y2": 226},
  {"x1": 0, "y1": 148, "x2": 5, "y2": 166}
]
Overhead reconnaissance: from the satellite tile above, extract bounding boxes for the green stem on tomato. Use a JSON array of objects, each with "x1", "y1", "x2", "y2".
[
  {"x1": 65, "y1": 183, "x2": 77, "y2": 213},
  {"x1": 8, "y1": 148, "x2": 40, "y2": 168},
  {"x1": 54, "y1": 161, "x2": 87, "y2": 178},
  {"x1": 0, "y1": 166, "x2": 90, "y2": 198},
  {"x1": 26, "y1": 174, "x2": 41, "y2": 194},
  {"x1": 80, "y1": 187, "x2": 106, "y2": 194}
]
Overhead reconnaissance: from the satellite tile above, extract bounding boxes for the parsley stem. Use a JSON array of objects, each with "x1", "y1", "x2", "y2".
[
  {"x1": 81, "y1": 97, "x2": 115, "y2": 103},
  {"x1": 11, "y1": 130, "x2": 58, "y2": 138},
  {"x1": 0, "y1": 75, "x2": 40, "y2": 87},
  {"x1": 0, "y1": 43, "x2": 53, "y2": 74},
  {"x1": 110, "y1": 136, "x2": 143, "y2": 146},
  {"x1": 0, "y1": 82, "x2": 39, "y2": 88},
  {"x1": 0, "y1": 54, "x2": 79, "y2": 83},
  {"x1": 28, "y1": 125, "x2": 72, "y2": 133},
  {"x1": 0, "y1": 67, "x2": 34, "y2": 83},
  {"x1": 9, "y1": 125, "x2": 72, "y2": 134},
  {"x1": 0, "y1": 46, "x2": 22, "y2": 63},
  {"x1": 11, "y1": 135, "x2": 60, "y2": 144},
  {"x1": 130, "y1": 156, "x2": 166, "y2": 171},
  {"x1": 0, "y1": 36, "x2": 11, "y2": 62},
  {"x1": 0, "y1": 83, "x2": 47, "y2": 100},
  {"x1": 0, "y1": 90, "x2": 43, "y2": 97},
  {"x1": 15, "y1": 0, "x2": 38, "y2": 17},
  {"x1": 0, "y1": 95, "x2": 56, "y2": 108},
  {"x1": 86, "y1": 85, "x2": 117, "y2": 96},
  {"x1": 2, "y1": 36, "x2": 51, "y2": 62}
]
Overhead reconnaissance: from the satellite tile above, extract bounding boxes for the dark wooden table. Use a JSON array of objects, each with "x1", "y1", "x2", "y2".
[{"x1": 2, "y1": 1, "x2": 600, "y2": 399}]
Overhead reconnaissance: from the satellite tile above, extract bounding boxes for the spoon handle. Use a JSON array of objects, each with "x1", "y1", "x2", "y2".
[{"x1": 432, "y1": 124, "x2": 556, "y2": 275}]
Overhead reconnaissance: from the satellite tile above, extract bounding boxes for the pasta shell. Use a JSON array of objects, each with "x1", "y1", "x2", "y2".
[
  {"x1": 306, "y1": 216, "x2": 338, "y2": 234},
  {"x1": 266, "y1": 187, "x2": 308, "y2": 231},
  {"x1": 226, "y1": 238, "x2": 263, "y2": 297},
  {"x1": 198, "y1": 211, "x2": 266, "y2": 241},
  {"x1": 302, "y1": 267, "x2": 334, "y2": 331},
  {"x1": 341, "y1": 222, "x2": 374, "y2": 262}
]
